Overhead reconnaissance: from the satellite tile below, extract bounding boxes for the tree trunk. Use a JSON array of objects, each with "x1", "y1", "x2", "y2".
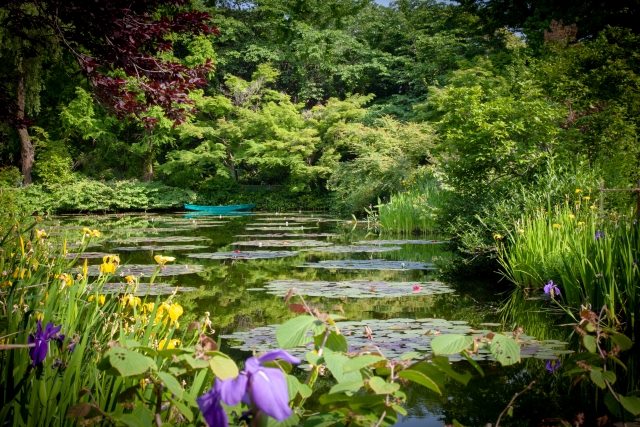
[
  {"x1": 17, "y1": 69, "x2": 34, "y2": 185},
  {"x1": 143, "y1": 136, "x2": 154, "y2": 181}
]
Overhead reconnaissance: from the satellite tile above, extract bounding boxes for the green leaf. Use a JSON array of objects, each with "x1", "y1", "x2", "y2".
[
  {"x1": 590, "y1": 368, "x2": 606, "y2": 389},
  {"x1": 343, "y1": 355, "x2": 386, "y2": 373},
  {"x1": 315, "y1": 331, "x2": 348, "y2": 353},
  {"x1": 105, "y1": 347, "x2": 157, "y2": 377},
  {"x1": 286, "y1": 374, "x2": 312, "y2": 400},
  {"x1": 116, "y1": 405, "x2": 154, "y2": 427},
  {"x1": 157, "y1": 371, "x2": 185, "y2": 400},
  {"x1": 324, "y1": 349, "x2": 362, "y2": 384},
  {"x1": 398, "y1": 369, "x2": 441, "y2": 395},
  {"x1": 368, "y1": 376, "x2": 400, "y2": 395},
  {"x1": 432, "y1": 356, "x2": 472, "y2": 385},
  {"x1": 168, "y1": 395, "x2": 194, "y2": 422},
  {"x1": 488, "y1": 334, "x2": 521, "y2": 366},
  {"x1": 329, "y1": 379, "x2": 365, "y2": 394},
  {"x1": 303, "y1": 412, "x2": 346, "y2": 427},
  {"x1": 610, "y1": 333, "x2": 633, "y2": 351},
  {"x1": 391, "y1": 404, "x2": 408, "y2": 416},
  {"x1": 431, "y1": 334, "x2": 473, "y2": 355},
  {"x1": 276, "y1": 315, "x2": 319, "y2": 348},
  {"x1": 583, "y1": 335, "x2": 597, "y2": 353},
  {"x1": 209, "y1": 354, "x2": 239, "y2": 380},
  {"x1": 620, "y1": 395, "x2": 640, "y2": 416}
]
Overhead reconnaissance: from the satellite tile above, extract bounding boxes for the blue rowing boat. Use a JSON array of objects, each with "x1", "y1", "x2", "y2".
[{"x1": 184, "y1": 203, "x2": 256, "y2": 214}]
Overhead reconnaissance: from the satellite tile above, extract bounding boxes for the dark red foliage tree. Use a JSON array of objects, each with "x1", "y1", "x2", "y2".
[{"x1": 0, "y1": 0, "x2": 218, "y2": 183}]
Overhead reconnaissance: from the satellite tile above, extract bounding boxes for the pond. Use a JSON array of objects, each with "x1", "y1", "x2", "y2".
[{"x1": 44, "y1": 211, "x2": 571, "y2": 426}]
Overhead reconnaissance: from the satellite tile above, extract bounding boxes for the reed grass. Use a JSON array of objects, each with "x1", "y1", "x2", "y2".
[
  {"x1": 498, "y1": 195, "x2": 639, "y2": 335},
  {"x1": 376, "y1": 178, "x2": 446, "y2": 235}
]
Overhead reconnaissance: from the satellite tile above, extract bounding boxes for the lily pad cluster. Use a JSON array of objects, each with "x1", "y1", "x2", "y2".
[
  {"x1": 261, "y1": 279, "x2": 454, "y2": 298},
  {"x1": 245, "y1": 226, "x2": 319, "y2": 231},
  {"x1": 231, "y1": 239, "x2": 333, "y2": 248},
  {"x1": 187, "y1": 250, "x2": 299, "y2": 260},
  {"x1": 353, "y1": 239, "x2": 448, "y2": 245},
  {"x1": 113, "y1": 236, "x2": 210, "y2": 244},
  {"x1": 235, "y1": 233, "x2": 339, "y2": 238},
  {"x1": 64, "y1": 252, "x2": 113, "y2": 259},
  {"x1": 222, "y1": 318, "x2": 570, "y2": 361},
  {"x1": 301, "y1": 245, "x2": 402, "y2": 254},
  {"x1": 85, "y1": 264, "x2": 205, "y2": 277},
  {"x1": 97, "y1": 282, "x2": 197, "y2": 295},
  {"x1": 298, "y1": 259, "x2": 435, "y2": 271},
  {"x1": 112, "y1": 245, "x2": 210, "y2": 252}
]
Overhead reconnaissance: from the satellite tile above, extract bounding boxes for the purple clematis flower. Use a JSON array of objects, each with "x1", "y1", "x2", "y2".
[
  {"x1": 543, "y1": 280, "x2": 561, "y2": 298},
  {"x1": 28, "y1": 320, "x2": 63, "y2": 366},
  {"x1": 198, "y1": 349, "x2": 301, "y2": 427}
]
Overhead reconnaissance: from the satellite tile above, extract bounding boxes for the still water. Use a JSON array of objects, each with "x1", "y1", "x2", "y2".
[{"x1": 45, "y1": 211, "x2": 568, "y2": 426}]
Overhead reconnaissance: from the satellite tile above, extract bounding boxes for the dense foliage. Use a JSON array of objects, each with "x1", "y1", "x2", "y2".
[{"x1": 1, "y1": 1, "x2": 640, "y2": 421}]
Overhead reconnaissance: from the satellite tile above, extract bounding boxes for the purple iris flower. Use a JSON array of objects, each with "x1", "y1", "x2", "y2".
[
  {"x1": 545, "y1": 359, "x2": 561, "y2": 373},
  {"x1": 543, "y1": 280, "x2": 561, "y2": 298},
  {"x1": 28, "y1": 320, "x2": 63, "y2": 366},
  {"x1": 595, "y1": 230, "x2": 604, "y2": 240},
  {"x1": 198, "y1": 349, "x2": 301, "y2": 427}
]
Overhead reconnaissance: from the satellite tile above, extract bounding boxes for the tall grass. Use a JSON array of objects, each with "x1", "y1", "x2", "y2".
[
  {"x1": 376, "y1": 178, "x2": 446, "y2": 235},
  {"x1": 498, "y1": 195, "x2": 640, "y2": 336}
]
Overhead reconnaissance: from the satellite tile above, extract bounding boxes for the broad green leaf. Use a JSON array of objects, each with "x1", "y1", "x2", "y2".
[
  {"x1": 590, "y1": 368, "x2": 606, "y2": 389},
  {"x1": 583, "y1": 335, "x2": 597, "y2": 353},
  {"x1": 391, "y1": 404, "x2": 408, "y2": 416},
  {"x1": 315, "y1": 331, "x2": 348, "y2": 353},
  {"x1": 324, "y1": 349, "x2": 362, "y2": 384},
  {"x1": 343, "y1": 355, "x2": 385, "y2": 373},
  {"x1": 157, "y1": 371, "x2": 185, "y2": 400},
  {"x1": 610, "y1": 332, "x2": 633, "y2": 351},
  {"x1": 116, "y1": 405, "x2": 154, "y2": 427},
  {"x1": 329, "y1": 379, "x2": 365, "y2": 394},
  {"x1": 398, "y1": 369, "x2": 441, "y2": 395},
  {"x1": 106, "y1": 347, "x2": 157, "y2": 377},
  {"x1": 276, "y1": 315, "x2": 319, "y2": 348},
  {"x1": 168, "y1": 396, "x2": 194, "y2": 422},
  {"x1": 431, "y1": 335, "x2": 473, "y2": 355},
  {"x1": 303, "y1": 412, "x2": 346, "y2": 427},
  {"x1": 286, "y1": 374, "x2": 312, "y2": 400},
  {"x1": 620, "y1": 395, "x2": 640, "y2": 415},
  {"x1": 488, "y1": 334, "x2": 521, "y2": 366},
  {"x1": 368, "y1": 376, "x2": 400, "y2": 395},
  {"x1": 209, "y1": 354, "x2": 239, "y2": 380},
  {"x1": 432, "y1": 356, "x2": 472, "y2": 385}
]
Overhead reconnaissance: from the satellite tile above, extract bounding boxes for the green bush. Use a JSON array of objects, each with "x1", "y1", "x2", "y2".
[{"x1": 17, "y1": 178, "x2": 196, "y2": 214}]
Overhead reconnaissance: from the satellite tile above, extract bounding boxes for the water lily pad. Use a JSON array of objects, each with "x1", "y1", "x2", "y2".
[
  {"x1": 261, "y1": 280, "x2": 454, "y2": 298},
  {"x1": 113, "y1": 236, "x2": 210, "y2": 244},
  {"x1": 186, "y1": 250, "x2": 299, "y2": 260},
  {"x1": 298, "y1": 259, "x2": 435, "y2": 271},
  {"x1": 85, "y1": 264, "x2": 205, "y2": 277},
  {"x1": 301, "y1": 245, "x2": 402, "y2": 254},
  {"x1": 231, "y1": 239, "x2": 333, "y2": 248},
  {"x1": 65, "y1": 252, "x2": 113, "y2": 259},
  {"x1": 235, "y1": 233, "x2": 339, "y2": 238},
  {"x1": 353, "y1": 240, "x2": 448, "y2": 245},
  {"x1": 114, "y1": 227, "x2": 192, "y2": 234},
  {"x1": 250, "y1": 217, "x2": 323, "y2": 223},
  {"x1": 96, "y1": 282, "x2": 197, "y2": 295},
  {"x1": 245, "y1": 226, "x2": 318, "y2": 231},
  {"x1": 113, "y1": 245, "x2": 210, "y2": 252},
  {"x1": 222, "y1": 318, "x2": 569, "y2": 361}
]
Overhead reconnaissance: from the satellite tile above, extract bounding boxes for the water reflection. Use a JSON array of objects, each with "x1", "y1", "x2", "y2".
[{"x1": 44, "y1": 211, "x2": 572, "y2": 425}]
